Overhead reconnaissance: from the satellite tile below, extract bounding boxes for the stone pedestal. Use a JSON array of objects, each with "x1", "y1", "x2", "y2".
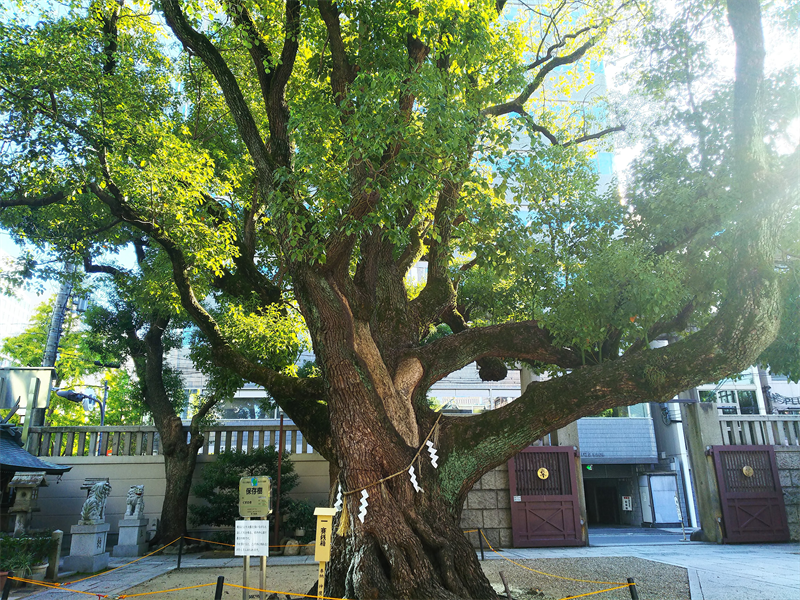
[
  {"x1": 112, "y1": 518, "x2": 149, "y2": 557},
  {"x1": 63, "y1": 522, "x2": 110, "y2": 573}
]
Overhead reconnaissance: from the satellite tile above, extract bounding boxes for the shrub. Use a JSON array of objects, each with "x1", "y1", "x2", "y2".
[
  {"x1": 189, "y1": 448, "x2": 299, "y2": 528},
  {"x1": 0, "y1": 532, "x2": 56, "y2": 574},
  {"x1": 283, "y1": 499, "x2": 317, "y2": 543}
]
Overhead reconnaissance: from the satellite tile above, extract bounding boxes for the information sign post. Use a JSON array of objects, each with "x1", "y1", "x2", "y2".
[
  {"x1": 313, "y1": 508, "x2": 337, "y2": 599},
  {"x1": 237, "y1": 476, "x2": 272, "y2": 600}
]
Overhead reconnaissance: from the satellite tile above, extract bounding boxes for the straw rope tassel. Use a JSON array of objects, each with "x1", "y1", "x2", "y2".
[{"x1": 337, "y1": 495, "x2": 350, "y2": 537}]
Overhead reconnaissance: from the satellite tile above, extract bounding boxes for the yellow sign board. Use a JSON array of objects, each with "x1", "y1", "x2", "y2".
[
  {"x1": 314, "y1": 507, "x2": 337, "y2": 562},
  {"x1": 238, "y1": 476, "x2": 271, "y2": 518}
]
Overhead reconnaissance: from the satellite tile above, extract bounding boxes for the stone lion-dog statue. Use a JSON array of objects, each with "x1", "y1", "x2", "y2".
[
  {"x1": 80, "y1": 481, "x2": 112, "y2": 524},
  {"x1": 125, "y1": 485, "x2": 145, "y2": 519}
]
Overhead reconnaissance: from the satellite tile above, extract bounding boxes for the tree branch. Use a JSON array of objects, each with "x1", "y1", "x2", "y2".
[
  {"x1": 413, "y1": 320, "x2": 582, "y2": 386},
  {"x1": 317, "y1": 0, "x2": 355, "y2": 105},
  {"x1": 85, "y1": 178, "x2": 324, "y2": 415},
  {"x1": 226, "y1": 0, "x2": 300, "y2": 168},
  {"x1": 433, "y1": 0, "x2": 783, "y2": 507},
  {"x1": 481, "y1": 40, "x2": 595, "y2": 118},
  {"x1": 83, "y1": 255, "x2": 125, "y2": 278},
  {"x1": 562, "y1": 125, "x2": 626, "y2": 148},
  {"x1": 160, "y1": 0, "x2": 275, "y2": 179},
  {"x1": 0, "y1": 191, "x2": 69, "y2": 209}
]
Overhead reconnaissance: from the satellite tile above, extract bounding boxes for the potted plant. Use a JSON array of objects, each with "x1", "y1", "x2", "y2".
[{"x1": 0, "y1": 532, "x2": 55, "y2": 586}]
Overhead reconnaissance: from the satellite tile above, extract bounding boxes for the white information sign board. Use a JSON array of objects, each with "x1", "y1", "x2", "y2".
[{"x1": 235, "y1": 520, "x2": 270, "y2": 556}]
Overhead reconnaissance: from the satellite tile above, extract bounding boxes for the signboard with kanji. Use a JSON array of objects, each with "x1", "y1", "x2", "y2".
[
  {"x1": 238, "y1": 476, "x2": 271, "y2": 517},
  {"x1": 235, "y1": 520, "x2": 270, "y2": 556},
  {"x1": 314, "y1": 507, "x2": 336, "y2": 562}
]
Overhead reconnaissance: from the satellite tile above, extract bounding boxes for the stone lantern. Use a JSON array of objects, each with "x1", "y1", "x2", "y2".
[{"x1": 8, "y1": 471, "x2": 48, "y2": 536}]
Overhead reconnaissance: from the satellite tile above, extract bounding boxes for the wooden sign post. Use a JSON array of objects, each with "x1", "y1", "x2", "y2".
[
  {"x1": 313, "y1": 508, "x2": 337, "y2": 599},
  {"x1": 237, "y1": 476, "x2": 272, "y2": 600}
]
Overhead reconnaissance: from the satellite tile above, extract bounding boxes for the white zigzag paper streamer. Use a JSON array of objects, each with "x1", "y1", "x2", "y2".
[
  {"x1": 334, "y1": 484, "x2": 343, "y2": 512},
  {"x1": 408, "y1": 465, "x2": 423, "y2": 492},
  {"x1": 426, "y1": 440, "x2": 439, "y2": 468},
  {"x1": 358, "y1": 489, "x2": 369, "y2": 523}
]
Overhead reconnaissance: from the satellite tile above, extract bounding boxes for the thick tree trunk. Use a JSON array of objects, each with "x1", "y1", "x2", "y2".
[
  {"x1": 327, "y1": 489, "x2": 494, "y2": 600},
  {"x1": 154, "y1": 418, "x2": 201, "y2": 544},
  {"x1": 295, "y1": 272, "x2": 499, "y2": 599}
]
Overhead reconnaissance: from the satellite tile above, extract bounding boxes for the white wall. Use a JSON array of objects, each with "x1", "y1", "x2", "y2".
[{"x1": 28, "y1": 453, "x2": 331, "y2": 545}]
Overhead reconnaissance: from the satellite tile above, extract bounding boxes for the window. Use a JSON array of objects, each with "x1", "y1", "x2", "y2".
[{"x1": 697, "y1": 389, "x2": 759, "y2": 415}]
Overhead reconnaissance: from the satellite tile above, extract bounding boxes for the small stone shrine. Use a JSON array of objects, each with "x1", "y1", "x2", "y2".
[
  {"x1": 63, "y1": 479, "x2": 112, "y2": 573},
  {"x1": 113, "y1": 485, "x2": 149, "y2": 557}
]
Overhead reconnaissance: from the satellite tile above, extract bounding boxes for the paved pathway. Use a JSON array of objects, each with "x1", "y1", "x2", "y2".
[
  {"x1": 498, "y1": 542, "x2": 800, "y2": 600},
  {"x1": 12, "y1": 539, "x2": 800, "y2": 600},
  {"x1": 587, "y1": 525, "x2": 691, "y2": 545}
]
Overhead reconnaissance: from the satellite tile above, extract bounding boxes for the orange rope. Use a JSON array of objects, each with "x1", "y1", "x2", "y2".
[
  {"x1": 225, "y1": 582, "x2": 345, "y2": 600},
  {"x1": 183, "y1": 535, "x2": 234, "y2": 547},
  {"x1": 64, "y1": 538, "x2": 181, "y2": 585},
  {"x1": 118, "y1": 582, "x2": 218, "y2": 597},
  {"x1": 560, "y1": 584, "x2": 633, "y2": 599},
  {"x1": 479, "y1": 530, "x2": 627, "y2": 586},
  {"x1": 183, "y1": 535, "x2": 314, "y2": 548},
  {"x1": 8, "y1": 576, "x2": 108, "y2": 596}
]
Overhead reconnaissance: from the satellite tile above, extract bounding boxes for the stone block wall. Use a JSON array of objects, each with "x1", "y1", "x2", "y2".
[
  {"x1": 459, "y1": 463, "x2": 512, "y2": 549},
  {"x1": 775, "y1": 446, "x2": 800, "y2": 541}
]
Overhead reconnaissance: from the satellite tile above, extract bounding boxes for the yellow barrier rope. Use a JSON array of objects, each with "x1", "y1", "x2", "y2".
[
  {"x1": 225, "y1": 582, "x2": 345, "y2": 600},
  {"x1": 118, "y1": 582, "x2": 218, "y2": 598},
  {"x1": 184, "y1": 535, "x2": 235, "y2": 547},
  {"x1": 184, "y1": 535, "x2": 315, "y2": 548},
  {"x1": 8, "y1": 576, "x2": 108, "y2": 596},
  {"x1": 560, "y1": 584, "x2": 634, "y2": 599},
  {"x1": 63, "y1": 537, "x2": 182, "y2": 586},
  {"x1": 479, "y1": 530, "x2": 628, "y2": 586}
]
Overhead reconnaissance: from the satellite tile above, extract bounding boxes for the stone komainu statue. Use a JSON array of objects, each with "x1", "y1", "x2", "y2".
[
  {"x1": 125, "y1": 485, "x2": 145, "y2": 519},
  {"x1": 80, "y1": 481, "x2": 112, "y2": 524}
]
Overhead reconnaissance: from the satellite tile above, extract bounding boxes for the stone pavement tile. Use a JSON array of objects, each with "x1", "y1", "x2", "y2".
[{"x1": 691, "y1": 569, "x2": 799, "y2": 600}]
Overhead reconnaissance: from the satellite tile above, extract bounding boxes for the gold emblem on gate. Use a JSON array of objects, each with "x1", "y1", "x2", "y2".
[
  {"x1": 537, "y1": 467, "x2": 549, "y2": 480},
  {"x1": 742, "y1": 465, "x2": 754, "y2": 477}
]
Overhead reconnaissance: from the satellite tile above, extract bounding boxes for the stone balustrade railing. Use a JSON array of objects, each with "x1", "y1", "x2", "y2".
[
  {"x1": 718, "y1": 414, "x2": 800, "y2": 447},
  {"x1": 26, "y1": 424, "x2": 313, "y2": 458}
]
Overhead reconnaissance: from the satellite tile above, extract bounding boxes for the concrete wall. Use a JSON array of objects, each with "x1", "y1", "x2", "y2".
[
  {"x1": 775, "y1": 447, "x2": 800, "y2": 542},
  {"x1": 27, "y1": 453, "x2": 330, "y2": 546},
  {"x1": 459, "y1": 464, "x2": 512, "y2": 549}
]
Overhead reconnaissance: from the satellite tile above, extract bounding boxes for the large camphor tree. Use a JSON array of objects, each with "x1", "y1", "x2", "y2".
[{"x1": 1, "y1": 0, "x2": 797, "y2": 597}]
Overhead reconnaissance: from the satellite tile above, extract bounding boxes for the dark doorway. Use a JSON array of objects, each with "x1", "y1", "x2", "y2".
[{"x1": 586, "y1": 480, "x2": 620, "y2": 525}]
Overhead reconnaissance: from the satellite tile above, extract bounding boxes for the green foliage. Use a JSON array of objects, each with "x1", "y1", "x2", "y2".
[
  {"x1": 0, "y1": 299, "x2": 134, "y2": 426},
  {"x1": 189, "y1": 448, "x2": 299, "y2": 529},
  {"x1": 283, "y1": 499, "x2": 317, "y2": 543},
  {"x1": 0, "y1": 532, "x2": 57, "y2": 572},
  {"x1": 83, "y1": 295, "x2": 189, "y2": 419},
  {"x1": 758, "y1": 212, "x2": 800, "y2": 383}
]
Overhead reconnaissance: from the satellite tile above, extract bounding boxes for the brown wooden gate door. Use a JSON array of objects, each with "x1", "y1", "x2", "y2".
[
  {"x1": 508, "y1": 446, "x2": 584, "y2": 547},
  {"x1": 711, "y1": 445, "x2": 790, "y2": 543}
]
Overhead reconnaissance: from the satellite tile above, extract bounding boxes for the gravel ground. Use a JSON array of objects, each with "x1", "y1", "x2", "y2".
[
  {"x1": 481, "y1": 557, "x2": 689, "y2": 600},
  {"x1": 118, "y1": 557, "x2": 689, "y2": 600}
]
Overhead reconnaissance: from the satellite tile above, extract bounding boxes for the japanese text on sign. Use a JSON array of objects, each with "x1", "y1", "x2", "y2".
[
  {"x1": 239, "y1": 476, "x2": 271, "y2": 517},
  {"x1": 235, "y1": 520, "x2": 270, "y2": 556},
  {"x1": 314, "y1": 507, "x2": 336, "y2": 562}
]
